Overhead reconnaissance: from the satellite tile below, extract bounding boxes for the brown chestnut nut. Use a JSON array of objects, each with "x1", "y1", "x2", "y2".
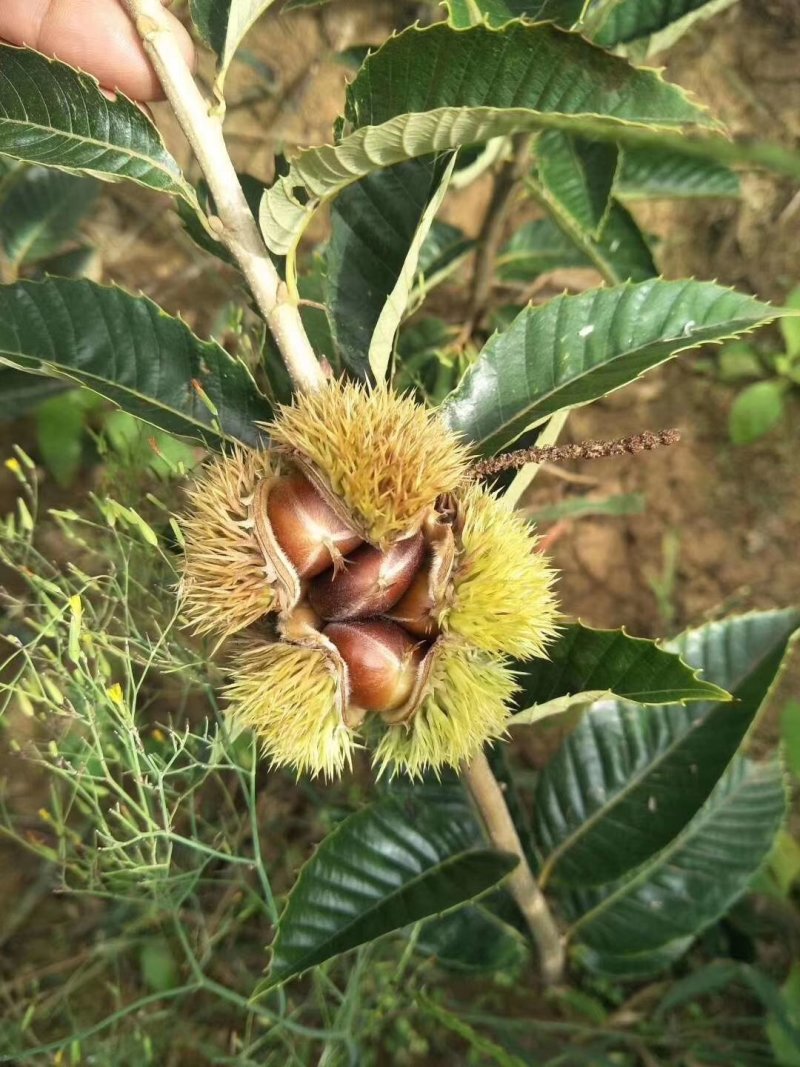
[
  {"x1": 266, "y1": 471, "x2": 363, "y2": 579},
  {"x1": 384, "y1": 564, "x2": 440, "y2": 638},
  {"x1": 324, "y1": 619, "x2": 425, "y2": 713},
  {"x1": 308, "y1": 532, "x2": 425, "y2": 621}
]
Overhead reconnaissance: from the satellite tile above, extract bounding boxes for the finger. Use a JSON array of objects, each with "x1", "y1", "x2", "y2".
[{"x1": 0, "y1": 0, "x2": 195, "y2": 102}]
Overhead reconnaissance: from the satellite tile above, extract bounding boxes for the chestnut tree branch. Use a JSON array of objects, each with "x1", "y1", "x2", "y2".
[
  {"x1": 469, "y1": 133, "x2": 533, "y2": 330},
  {"x1": 462, "y1": 751, "x2": 565, "y2": 985},
  {"x1": 121, "y1": 0, "x2": 325, "y2": 395}
]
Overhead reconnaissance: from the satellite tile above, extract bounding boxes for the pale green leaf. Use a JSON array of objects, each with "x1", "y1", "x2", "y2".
[
  {"x1": 780, "y1": 286, "x2": 800, "y2": 357},
  {"x1": 525, "y1": 492, "x2": 646, "y2": 524},
  {"x1": 729, "y1": 380, "x2": 786, "y2": 445}
]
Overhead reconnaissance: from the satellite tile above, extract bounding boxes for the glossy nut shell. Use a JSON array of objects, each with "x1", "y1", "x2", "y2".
[
  {"x1": 384, "y1": 563, "x2": 441, "y2": 638},
  {"x1": 323, "y1": 619, "x2": 426, "y2": 713},
  {"x1": 266, "y1": 471, "x2": 363, "y2": 579},
  {"x1": 308, "y1": 532, "x2": 425, "y2": 621}
]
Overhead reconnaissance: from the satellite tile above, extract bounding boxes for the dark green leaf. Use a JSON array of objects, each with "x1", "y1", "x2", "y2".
[
  {"x1": 0, "y1": 167, "x2": 99, "y2": 267},
  {"x1": 565, "y1": 757, "x2": 787, "y2": 972},
  {"x1": 654, "y1": 959, "x2": 742, "y2": 1015},
  {"x1": 268, "y1": 789, "x2": 517, "y2": 987},
  {"x1": 0, "y1": 278, "x2": 271, "y2": 449},
  {"x1": 594, "y1": 0, "x2": 715, "y2": 46},
  {"x1": 574, "y1": 937, "x2": 694, "y2": 979},
  {"x1": 416, "y1": 220, "x2": 474, "y2": 287},
  {"x1": 417, "y1": 900, "x2": 527, "y2": 973},
  {"x1": 417, "y1": 994, "x2": 530, "y2": 1067},
  {"x1": 441, "y1": 279, "x2": 781, "y2": 456},
  {"x1": 729, "y1": 380, "x2": 786, "y2": 445},
  {"x1": 530, "y1": 179, "x2": 656, "y2": 284},
  {"x1": 326, "y1": 155, "x2": 453, "y2": 382},
  {"x1": 393, "y1": 318, "x2": 462, "y2": 402},
  {"x1": 512, "y1": 623, "x2": 730, "y2": 725},
  {"x1": 0, "y1": 46, "x2": 192, "y2": 200},
  {"x1": 533, "y1": 610, "x2": 799, "y2": 888},
  {"x1": 444, "y1": 0, "x2": 587, "y2": 28},
  {"x1": 261, "y1": 22, "x2": 715, "y2": 255},
  {"x1": 0, "y1": 368, "x2": 67, "y2": 419},
  {"x1": 179, "y1": 173, "x2": 268, "y2": 266},
  {"x1": 617, "y1": 146, "x2": 740, "y2": 200},
  {"x1": 654, "y1": 960, "x2": 800, "y2": 1055},
  {"x1": 717, "y1": 341, "x2": 763, "y2": 383},
  {"x1": 346, "y1": 21, "x2": 711, "y2": 132},
  {"x1": 537, "y1": 131, "x2": 619, "y2": 237},
  {"x1": 496, "y1": 218, "x2": 591, "y2": 283},
  {"x1": 32, "y1": 245, "x2": 97, "y2": 281}
]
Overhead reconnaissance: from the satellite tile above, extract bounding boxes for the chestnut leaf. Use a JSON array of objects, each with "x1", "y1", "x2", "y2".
[
  {"x1": 0, "y1": 46, "x2": 193, "y2": 201},
  {"x1": 0, "y1": 278, "x2": 272, "y2": 449},
  {"x1": 440, "y1": 278, "x2": 785, "y2": 457},
  {"x1": 260, "y1": 21, "x2": 716, "y2": 257},
  {"x1": 564, "y1": 756, "x2": 786, "y2": 976},
  {"x1": 533, "y1": 609, "x2": 800, "y2": 888},
  {"x1": 266, "y1": 787, "x2": 517, "y2": 989}
]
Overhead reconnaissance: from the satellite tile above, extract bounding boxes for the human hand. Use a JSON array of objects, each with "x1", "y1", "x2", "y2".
[{"x1": 0, "y1": 0, "x2": 195, "y2": 102}]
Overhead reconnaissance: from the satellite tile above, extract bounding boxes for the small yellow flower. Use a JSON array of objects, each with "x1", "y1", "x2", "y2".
[{"x1": 179, "y1": 382, "x2": 558, "y2": 779}]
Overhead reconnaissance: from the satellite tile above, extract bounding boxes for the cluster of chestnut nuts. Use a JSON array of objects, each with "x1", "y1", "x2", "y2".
[
  {"x1": 265, "y1": 466, "x2": 447, "y2": 722},
  {"x1": 180, "y1": 381, "x2": 558, "y2": 777}
]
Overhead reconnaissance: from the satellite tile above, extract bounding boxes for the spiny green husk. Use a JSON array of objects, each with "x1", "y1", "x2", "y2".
[
  {"x1": 180, "y1": 447, "x2": 278, "y2": 641},
  {"x1": 266, "y1": 380, "x2": 471, "y2": 545},
  {"x1": 444, "y1": 483, "x2": 559, "y2": 659},
  {"x1": 373, "y1": 641, "x2": 518, "y2": 778},
  {"x1": 225, "y1": 637, "x2": 356, "y2": 779}
]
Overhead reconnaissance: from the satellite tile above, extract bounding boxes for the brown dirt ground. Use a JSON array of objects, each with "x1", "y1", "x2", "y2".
[{"x1": 1, "y1": 0, "x2": 799, "y2": 1058}]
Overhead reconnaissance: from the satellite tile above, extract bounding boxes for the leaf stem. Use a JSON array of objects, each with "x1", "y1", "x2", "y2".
[
  {"x1": 469, "y1": 134, "x2": 533, "y2": 329},
  {"x1": 121, "y1": 0, "x2": 325, "y2": 395},
  {"x1": 462, "y1": 750, "x2": 565, "y2": 985}
]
